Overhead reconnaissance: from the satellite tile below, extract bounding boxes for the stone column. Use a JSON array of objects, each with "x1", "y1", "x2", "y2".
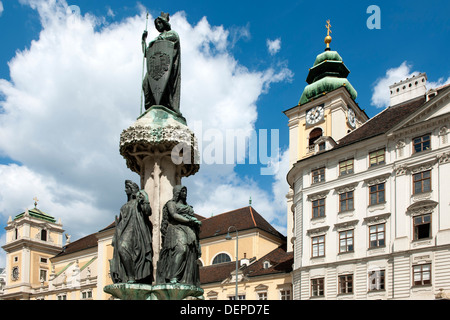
[{"x1": 119, "y1": 106, "x2": 199, "y2": 272}]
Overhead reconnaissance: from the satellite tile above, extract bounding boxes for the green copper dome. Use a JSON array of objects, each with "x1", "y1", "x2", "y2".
[
  {"x1": 299, "y1": 76, "x2": 357, "y2": 105},
  {"x1": 313, "y1": 50, "x2": 343, "y2": 66},
  {"x1": 299, "y1": 49, "x2": 357, "y2": 105}
]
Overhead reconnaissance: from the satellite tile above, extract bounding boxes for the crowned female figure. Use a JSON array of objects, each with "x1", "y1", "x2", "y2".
[{"x1": 142, "y1": 12, "x2": 181, "y2": 115}]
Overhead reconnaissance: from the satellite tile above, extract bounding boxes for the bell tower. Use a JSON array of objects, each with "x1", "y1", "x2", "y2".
[
  {"x1": 1, "y1": 199, "x2": 64, "y2": 299},
  {"x1": 283, "y1": 21, "x2": 368, "y2": 251}
]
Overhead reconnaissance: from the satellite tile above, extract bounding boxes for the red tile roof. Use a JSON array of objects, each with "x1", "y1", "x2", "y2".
[
  {"x1": 199, "y1": 206, "x2": 285, "y2": 241},
  {"x1": 199, "y1": 244, "x2": 293, "y2": 285}
]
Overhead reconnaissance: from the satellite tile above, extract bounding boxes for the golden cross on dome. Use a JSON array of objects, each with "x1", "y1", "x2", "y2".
[
  {"x1": 33, "y1": 196, "x2": 39, "y2": 208},
  {"x1": 324, "y1": 19, "x2": 332, "y2": 49},
  {"x1": 325, "y1": 20, "x2": 332, "y2": 36}
]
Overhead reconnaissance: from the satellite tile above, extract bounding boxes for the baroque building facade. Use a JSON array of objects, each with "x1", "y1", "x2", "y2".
[
  {"x1": 1, "y1": 205, "x2": 292, "y2": 300},
  {"x1": 284, "y1": 33, "x2": 450, "y2": 299}
]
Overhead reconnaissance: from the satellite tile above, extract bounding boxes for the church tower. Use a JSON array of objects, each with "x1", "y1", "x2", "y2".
[
  {"x1": 1, "y1": 199, "x2": 64, "y2": 299},
  {"x1": 284, "y1": 21, "x2": 368, "y2": 251}
]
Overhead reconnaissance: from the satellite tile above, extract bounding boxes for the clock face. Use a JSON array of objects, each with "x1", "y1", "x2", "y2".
[
  {"x1": 348, "y1": 108, "x2": 356, "y2": 128},
  {"x1": 306, "y1": 104, "x2": 324, "y2": 125},
  {"x1": 12, "y1": 266, "x2": 19, "y2": 280}
]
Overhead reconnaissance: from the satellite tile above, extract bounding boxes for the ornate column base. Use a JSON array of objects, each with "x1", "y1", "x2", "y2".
[{"x1": 103, "y1": 283, "x2": 204, "y2": 300}]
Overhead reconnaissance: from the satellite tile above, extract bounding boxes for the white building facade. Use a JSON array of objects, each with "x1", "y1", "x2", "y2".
[{"x1": 287, "y1": 74, "x2": 450, "y2": 299}]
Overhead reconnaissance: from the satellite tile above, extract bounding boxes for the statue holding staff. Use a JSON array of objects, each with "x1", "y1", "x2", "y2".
[{"x1": 142, "y1": 12, "x2": 181, "y2": 115}]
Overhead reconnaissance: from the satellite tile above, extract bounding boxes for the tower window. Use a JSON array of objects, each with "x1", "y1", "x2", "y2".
[
  {"x1": 41, "y1": 229, "x2": 47, "y2": 241},
  {"x1": 308, "y1": 128, "x2": 323, "y2": 152}
]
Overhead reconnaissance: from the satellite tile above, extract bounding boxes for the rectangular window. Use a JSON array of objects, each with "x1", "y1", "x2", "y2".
[
  {"x1": 57, "y1": 294, "x2": 67, "y2": 300},
  {"x1": 369, "y1": 224, "x2": 385, "y2": 248},
  {"x1": 258, "y1": 292, "x2": 267, "y2": 300},
  {"x1": 413, "y1": 214, "x2": 431, "y2": 240},
  {"x1": 39, "y1": 269, "x2": 47, "y2": 281},
  {"x1": 311, "y1": 278, "x2": 325, "y2": 297},
  {"x1": 312, "y1": 235, "x2": 325, "y2": 258},
  {"x1": 339, "y1": 230, "x2": 354, "y2": 253},
  {"x1": 369, "y1": 183, "x2": 385, "y2": 205},
  {"x1": 312, "y1": 167, "x2": 325, "y2": 184},
  {"x1": 369, "y1": 149, "x2": 385, "y2": 167},
  {"x1": 339, "y1": 159, "x2": 354, "y2": 176},
  {"x1": 339, "y1": 274, "x2": 353, "y2": 294},
  {"x1": 229, "y1": 295, "x2": 246, "y2": 300},
  {"x1": 40, "y1": 257, "x2": 47, "y2": 263},
  {"x1": 413, "y1": 170, "x2": 431, "y2": 194},
  {"x1": 312, "y1": 198, "x2": 325, "y2": 218},
  {"x1": 413, "y1": 264, "x2": 431, "y2": 286},
  {"x1": 339, "y1": 191, "x2": 354, "y2": 212},
  {"x1": 368, "y1": 270, "x2": 385, "y2": 291},
  {"x1": 413, "y1": 134, "x2": 431, "y2": 153},
  {"x1": 280, "y1": 290, "x2": 291, "y2": 300}
]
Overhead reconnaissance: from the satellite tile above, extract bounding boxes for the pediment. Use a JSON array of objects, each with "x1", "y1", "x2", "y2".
[{"x1": 388, "y1": 88, "x2": 450, "y2": 136}]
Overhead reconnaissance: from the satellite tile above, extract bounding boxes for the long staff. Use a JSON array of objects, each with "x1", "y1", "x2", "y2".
[{"x1": 140, "y1": 12, "x2": 149, "y2": 115}]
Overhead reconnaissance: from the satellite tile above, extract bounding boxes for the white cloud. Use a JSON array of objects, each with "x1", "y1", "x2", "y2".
[
  {"x1": 0, "y1": 0, "x2": 292, "y2": 265},
  {"x1": 266, "y1": 38, "x2": 281, "y2": 55},
  {"x1": 371, "y1": 61, "x2": 418, "y2": 108},
  {"x1": 0, "y1": 1, "x2": 3, "y2": 17},
  {"x1": 427, "y1": 76, "x2": 450, "y2": 90}
]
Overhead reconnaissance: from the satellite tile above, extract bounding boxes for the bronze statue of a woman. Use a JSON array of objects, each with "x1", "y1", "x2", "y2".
[
  {"x1": 142, "y1": 12, "x2": 181, "y2": 115},
  {"x1": 110, "y1": 180, "x2": 153, "y2": 284},
  {"x1": 156, "y1": 185, "x2": 202, "y2": 286}
]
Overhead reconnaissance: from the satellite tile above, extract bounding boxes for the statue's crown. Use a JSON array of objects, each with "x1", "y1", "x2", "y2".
[{"x1": 160, "y1": 12, "x2": 170, "y2": 22}]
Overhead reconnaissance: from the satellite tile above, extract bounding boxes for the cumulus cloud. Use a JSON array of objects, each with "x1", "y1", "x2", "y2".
[
  {"x1": 0, "y1": 1, "x2": 3, "y2": 17},
  {"x1": 0, "y1": 0, "x2": 292, "y2": 265},
  {"x1": 371, "y1": 61, "x2": 450, "y2": 108},
  {"x1": 371, "y1": 61, "x2": 418, "y2": 108},
  {"x1": 266, "y1": 38, "x2": 281, "y2": 55}
]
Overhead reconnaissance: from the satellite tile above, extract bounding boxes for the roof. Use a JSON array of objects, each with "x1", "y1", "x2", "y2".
[
  {"x1": 336, "y1": 95, "x2": 427, "y2": 149},
  {"x1": 52, "y1": 233, "x2": 98, "y2": 259},
  {"x1": 199, "y1": 244, "x2": 293, "y2": 285},
  {"x1": 14, "y1": 207, "x2": 56, "y2": 223},
  {"x1": 199, "y1": 206, "x2": 285, "y2": 241}
]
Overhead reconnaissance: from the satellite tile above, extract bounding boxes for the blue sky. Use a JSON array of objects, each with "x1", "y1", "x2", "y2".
[{"x1": 0, "y1": 0, "x2": 449, "y2": 267}]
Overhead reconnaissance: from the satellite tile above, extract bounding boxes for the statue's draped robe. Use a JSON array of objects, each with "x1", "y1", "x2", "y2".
[
  {"x1": 143, "y1": 30, "x2": 181, "y2": 114},
  {"x1": 110, "y1": 193, "x2": 153, "y2": 284},
  {"x1": 156, "y1": 200, "x2": 201, "y2": 286}
]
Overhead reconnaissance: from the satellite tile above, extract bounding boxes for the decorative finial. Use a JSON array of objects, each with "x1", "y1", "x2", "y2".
[
  {"x1": 324, "y1": 19, "x2": 332, "y2": 50},
  {"x1": 249, "y1": 196, "x2": 252, "y2": 206},
  {"x1": 33, "y1": 196, "x2": 39, "y2": 208}
]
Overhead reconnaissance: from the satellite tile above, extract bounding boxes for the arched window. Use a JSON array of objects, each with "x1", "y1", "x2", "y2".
[
  {"x1": 308, "y1": 128, "x2": 323, "y2": 152},
  {"x1": 41, "y1": 229, "x2": 47, "y2": 241},
  {"x1": 212, "y1": 253, "x2": 231, "y2": 265}
]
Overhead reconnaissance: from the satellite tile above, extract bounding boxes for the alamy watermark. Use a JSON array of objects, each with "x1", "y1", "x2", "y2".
[
  {"x1": 367, "y1": 5, "x2": 381, "y2": 29},
  {"x1": 171, "y1": 121, "x2": 281, "y2": 176}
]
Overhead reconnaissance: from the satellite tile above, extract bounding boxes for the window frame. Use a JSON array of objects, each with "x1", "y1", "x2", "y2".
[
  {"x1": 369, "y1": 149, "x2": 386, "y2": 167},
  {"x1": 413, "y1": 170, "x2": 431, "y2": 194},
  {"x1": 339, "y1": 229, "x2": 354, "y2": 253},
  {"x1": 280, "y1": 289, "x2": 292, "y2": 300},
  {"x1": 369, "y1": 223, "x2": 386, "y2": 248},
  {"x1": 211, "y1": 253, "x2": 232, "y2": 265},
  {"x1": 311, "y1": 278, "x2": 325, "y2": 297},
  {"x1": 339, "y1": 191, "x2": 354, "y2": 212},
  {"x1": 413, "y1": 264, "x2": 431, "y2": 286},
  {"x1": 413, "y1": 214, "x2": 432, "y2": 240},
  {"x1": 338, "y1": 274, "x2": 353, "y2": 294},
  {"x1": 311, "y1": 235, "x2": 325, "y2": 258},
  {"x1": 369, "y1": 183, "x2": 385, "y2": 205},
  {"x1": 339, "y1": 158, "x2": 354, "y2": 176},
  {"x1": 413, "y1": 133, "x2": 431, "y2": 153},
  {"x1": 311, "y1": 167, "x2": 325, "y2": 184},
  {"x1": 312, "y1": 198, "x2": 326, "y2": 218}
]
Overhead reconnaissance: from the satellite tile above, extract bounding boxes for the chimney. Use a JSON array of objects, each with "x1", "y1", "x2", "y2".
[{"x1": 389, "y1": 73, "x2": 427, "y2": 106}]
